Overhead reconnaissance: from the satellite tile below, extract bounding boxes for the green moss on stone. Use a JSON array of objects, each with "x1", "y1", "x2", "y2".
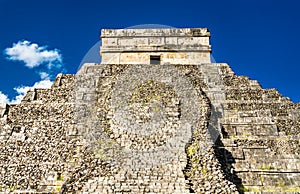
[
  {"x1": 57, "y1": 173, "x2": 64, "y2": 181},
  {"x1": 259, "y1": 164, "x2": 274, "y2": 170},
  {"x1": 187, "y1": 145, "x2": 197, "y2": 157}
]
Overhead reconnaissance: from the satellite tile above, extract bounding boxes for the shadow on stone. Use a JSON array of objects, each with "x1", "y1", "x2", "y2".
[{"x1": 213, "y1": 133, "x2": 244, "y2": 194}]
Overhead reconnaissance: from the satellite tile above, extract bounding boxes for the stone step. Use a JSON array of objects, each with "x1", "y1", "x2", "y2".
[
  {"x1": 82, "y1": 171, "x2": 191, "y2": 193},
  {"x1": 237, "y1": 172, "x2": 300, "y2": 187},
  {"x1": 233, "y1": 158, "x2": 300, "y2": 172}
]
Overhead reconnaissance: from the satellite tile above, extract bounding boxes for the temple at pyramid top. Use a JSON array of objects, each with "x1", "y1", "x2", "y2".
[{"x1": 100, "y1": 28, "x2": 212, "y2": 64}]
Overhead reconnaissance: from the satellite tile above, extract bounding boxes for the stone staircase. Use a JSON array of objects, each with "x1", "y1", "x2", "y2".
[
  {"x1": 81, "y1": 166, "x2": 190, "y2": 193},
  {"x1": 200, "y1": 63, "x2": 226, "y2": 143},
  {"x1": 217, "y1": 63, "x2": 300, "y2": 193}
]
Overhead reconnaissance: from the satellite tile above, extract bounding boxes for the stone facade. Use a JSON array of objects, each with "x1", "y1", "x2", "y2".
[
  {"x1": 100, "y1": 28, "x2": 211, "y2": 64},
  {"x1": 0, "y1": 28, "x2": 299, "y2": 193}
]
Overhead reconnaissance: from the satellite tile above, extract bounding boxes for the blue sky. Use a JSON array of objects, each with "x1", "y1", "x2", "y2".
[{"x1": 0, "y1": 0, "x2": 299, "y2": 103}]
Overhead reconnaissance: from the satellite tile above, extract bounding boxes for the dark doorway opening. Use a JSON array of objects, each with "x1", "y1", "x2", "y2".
[{"x1": 150, "y1": 55, "x2": 161, "y2": 64}]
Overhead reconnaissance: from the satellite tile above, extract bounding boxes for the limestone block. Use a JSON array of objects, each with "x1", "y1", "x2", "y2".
[
  {"x1": 165, "y1": 37, "x2": 177, "y2": 45},
  {"x1": 234, "y1": 124, "x2": 278, "y2": 136},
  {"x1": 102, "y1": 37, "x2": 118, "y2": 46},
  {"x1": 225, "y1": 147, "x2": 245, "y2": 160},
  {"x1": 237, "y1": 172, "x2": 263, "y2": 186},
  {"x1": 149, "y1": 37, "x2": 164, "y2": 45},
  {"x1": 261, "y1": 173, "x2": 300, "y2": 186}
]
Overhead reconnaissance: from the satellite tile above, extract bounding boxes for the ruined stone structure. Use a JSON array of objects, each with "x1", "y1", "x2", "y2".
[{"x1": 0, "y1": 28, "x2": 299, "y2": 193}]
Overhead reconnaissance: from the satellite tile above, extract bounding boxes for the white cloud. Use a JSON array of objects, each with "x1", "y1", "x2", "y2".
[
  {"x1": 39, "y1": 72, "x2": 50, "y2": 80},
  {"x1": 2, "y1": 40, "x2": 63, "y2": 104},
  {"x1": 4, "y1": 40, "x2": 62, "y2": 69},
  {"x1": 9, "y1": 79, "x2": 53, "y2": 104},
  {"x1": 31, "y1": 79, "x2": 53, "y2": 88},
  {"x1": 0, "y1": 91, "x2": 9, "y2": 104}
]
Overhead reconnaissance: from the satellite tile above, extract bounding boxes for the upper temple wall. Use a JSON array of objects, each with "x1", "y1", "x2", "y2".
[{"x1": 100, "y1": 28, "x2": 212, "y2": 64}]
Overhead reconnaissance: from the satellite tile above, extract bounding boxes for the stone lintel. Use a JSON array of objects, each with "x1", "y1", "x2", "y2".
[{"x1": 100, "y1": 45, "x2": 212, "y2": 53}]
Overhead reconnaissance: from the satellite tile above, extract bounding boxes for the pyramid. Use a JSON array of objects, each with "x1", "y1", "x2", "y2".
[{"x1": 0, "y1": 28, "x2": 299, "y2": 193}]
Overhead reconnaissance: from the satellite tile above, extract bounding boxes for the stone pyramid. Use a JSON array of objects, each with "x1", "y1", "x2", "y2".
[{"x1": 0, "y1": 28, "x2": 299, "y2": 193}]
